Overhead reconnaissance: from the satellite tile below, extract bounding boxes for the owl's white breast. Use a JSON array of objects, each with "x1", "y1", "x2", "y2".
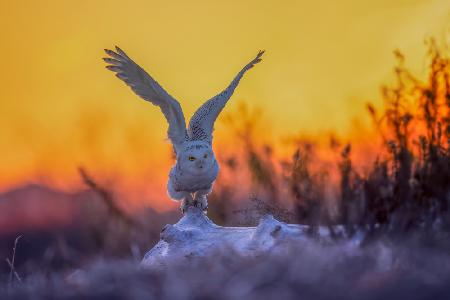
[{"x1": 169, "y1": 160, "x2": 219, "y2": 193}]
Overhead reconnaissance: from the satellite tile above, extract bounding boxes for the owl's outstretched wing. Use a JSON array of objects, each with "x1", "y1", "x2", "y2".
[
  {"x1": 187, "y1": 50, "x2": 265, "y2": 143},
  {"x1": 104, "y1": 46, "x2": 187, "y2": 149}
]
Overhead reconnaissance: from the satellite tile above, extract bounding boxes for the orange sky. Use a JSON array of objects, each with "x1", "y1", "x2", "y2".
[{"x1": 0, "y1": 0, "x2": 449, "y2": 210}]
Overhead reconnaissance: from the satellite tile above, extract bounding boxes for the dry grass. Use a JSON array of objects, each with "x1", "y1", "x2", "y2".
[{"x1": 212, "y1": 39, "x2": 450, "y2": 240}]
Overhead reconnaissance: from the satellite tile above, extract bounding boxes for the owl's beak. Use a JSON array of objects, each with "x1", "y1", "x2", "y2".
[{"x1": 196, "y1": 160, "x2": 204, "y2": 169}]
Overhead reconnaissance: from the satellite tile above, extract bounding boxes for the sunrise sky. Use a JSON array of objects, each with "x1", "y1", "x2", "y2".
[{"x1": 0, "y1": 0, "x2": 449, "y2": 209}]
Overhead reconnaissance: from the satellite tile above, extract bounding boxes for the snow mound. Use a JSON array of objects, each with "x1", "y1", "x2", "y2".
[{"x1": 141, "y1": 207, "x2": 361, "y2": 268}]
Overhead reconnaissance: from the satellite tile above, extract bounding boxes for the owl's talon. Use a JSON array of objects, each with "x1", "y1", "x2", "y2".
[
  {"x1": 195, "y1": 201, "x2": 206, "y2": 211},
  {"x1": 181, "y1": 198, "x2": 207, "y2": 213},
  {"x1": 194, "y1": 197, "x2": 208, "y2": 212},
  {"x1": 180, "y1": 198, "x2": 191, "y2": 214}
]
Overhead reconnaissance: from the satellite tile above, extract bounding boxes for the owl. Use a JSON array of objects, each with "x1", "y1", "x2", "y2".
[{"x1": 104, "y1": 47, "x2": 264, "y2": 212}]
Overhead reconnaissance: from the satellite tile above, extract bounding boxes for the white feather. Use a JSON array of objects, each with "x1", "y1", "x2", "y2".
[
  {"x1": 187, "y1": 50, "x2": 264, "y2": 143},
  {"x1": 104, "y1": 46, "x2": 188, "y2": 151}
]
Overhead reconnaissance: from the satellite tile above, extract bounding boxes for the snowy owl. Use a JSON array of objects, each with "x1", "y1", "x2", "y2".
[{"x1": 103, "y1": 46, "x2": 264, "y2": 212}]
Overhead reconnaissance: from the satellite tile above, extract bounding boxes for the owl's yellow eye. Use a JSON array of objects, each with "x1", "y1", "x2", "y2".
[{"x1": 188, "y1": 156, "x2": 196, "y2": 161}]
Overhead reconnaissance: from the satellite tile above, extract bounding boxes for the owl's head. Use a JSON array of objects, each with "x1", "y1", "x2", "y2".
[{"x1": 177, "y1": 141, "x2": 216, "y2": 175}]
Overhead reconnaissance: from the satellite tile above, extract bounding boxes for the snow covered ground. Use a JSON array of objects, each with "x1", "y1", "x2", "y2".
[{"x1": 143, "y1": 207, "x2": 372, "y2": 268}]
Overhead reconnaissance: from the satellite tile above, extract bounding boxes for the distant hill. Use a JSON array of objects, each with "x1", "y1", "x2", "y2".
[
  {"x1": 0, "y1": 183, "x2": 179, "y2": 273},
  {"x1": 0, "y1": 184, "x2": 90, "y2": 235}
]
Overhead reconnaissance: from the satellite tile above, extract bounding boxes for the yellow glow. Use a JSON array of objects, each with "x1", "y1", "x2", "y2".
[{"x1": 0, "y1": 0, "x2": 449, "y2": 209}]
